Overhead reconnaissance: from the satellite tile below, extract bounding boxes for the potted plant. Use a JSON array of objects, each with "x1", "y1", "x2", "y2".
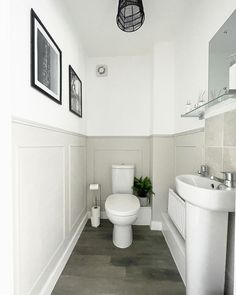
[{"x1": 133, "y1": 176, "x2": 154, "y2": 206}]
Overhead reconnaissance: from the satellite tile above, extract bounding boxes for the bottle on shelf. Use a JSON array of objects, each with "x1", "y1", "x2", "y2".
[{"x1": 186, "y1": 100, "x2": 192, "y2": 113}]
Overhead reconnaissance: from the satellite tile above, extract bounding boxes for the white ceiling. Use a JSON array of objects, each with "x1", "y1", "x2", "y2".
[{"x1": 61, "y1": 0, "x2": 187, "y2": 57}]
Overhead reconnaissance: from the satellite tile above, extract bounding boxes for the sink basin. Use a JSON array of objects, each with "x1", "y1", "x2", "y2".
[{"x1": 176, "y1": 174, "x2": 235, "y2": 212}]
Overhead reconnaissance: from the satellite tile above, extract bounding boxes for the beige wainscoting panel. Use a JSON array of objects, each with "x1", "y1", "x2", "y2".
[
  {"x1": 69, "y1": 145, "x2": 87, "y2": 231},
  {"x1": 17, "y1": 145, "x2": 66, "y2": 295},
  {"x1": 12, "y1": 119, "x2": 87, "y2": 295},
  {"x1": 174, "y1": 130, "x2": 205, "y2": 178},
  {"x1": 87, "y1": 137, "x2": 150, "y2": 210},
  {"x1": 175, "y1": 146, "x2": 204, "y2": 176},
  {"x1": 150, "y1": 136, "x2": 175, "y2": 221},
  {"x1": 174, "y1": 129, "x2": 205, "y2": 147}
]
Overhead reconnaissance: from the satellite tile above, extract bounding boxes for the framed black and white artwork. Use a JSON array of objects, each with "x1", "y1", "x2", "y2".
[
  {"x1": 31, "y1": 9, "x2": 62, "y2": 104},
  {"x1": 69, "y1": 65, "x2": 82, "y2": 117}
]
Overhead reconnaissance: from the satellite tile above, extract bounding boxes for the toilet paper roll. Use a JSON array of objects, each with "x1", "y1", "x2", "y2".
[
  {"x1": 91, "y1": 206, "x2": 100, "y2": 227},
  {"x1": 91, "y1": 216, "x2": 100, "y2": 228},
  {"x1": 91, "y1": 206, "x2": 100, "y2": 218},
  {"x1": 89, "y1": 184, "x2": 100, "y2": 191}
]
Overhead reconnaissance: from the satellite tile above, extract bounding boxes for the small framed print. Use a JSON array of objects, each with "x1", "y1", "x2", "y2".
[
  {"x1": 31, "y1": 9, "x2": 62, "y2": 104},
  {"x1": 69, "y1": 65, "x2": 82, "y2": 118}
]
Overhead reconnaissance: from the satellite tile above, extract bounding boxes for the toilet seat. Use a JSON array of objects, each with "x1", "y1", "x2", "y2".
[{"x1": 105, "y1": 194, "x2": 140, "y2": 216}]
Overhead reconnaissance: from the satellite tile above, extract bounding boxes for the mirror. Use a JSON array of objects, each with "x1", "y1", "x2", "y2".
[{"x1": 209, "y1": 10, "x2": 236, "y2": 100}]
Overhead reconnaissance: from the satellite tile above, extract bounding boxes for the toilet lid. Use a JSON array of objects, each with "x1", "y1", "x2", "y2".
[{"x1": 105, "y1": 194, "x2": 140, "y2": 216}]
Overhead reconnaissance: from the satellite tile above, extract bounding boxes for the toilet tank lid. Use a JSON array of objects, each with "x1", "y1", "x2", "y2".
[{"x1": 112, "y1": 164, "x2": 134, "y2": 169}]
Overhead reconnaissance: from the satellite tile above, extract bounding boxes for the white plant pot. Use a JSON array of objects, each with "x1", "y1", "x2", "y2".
[{"x1": 138, "y1": 197, "x2": 149, "y2": 207}]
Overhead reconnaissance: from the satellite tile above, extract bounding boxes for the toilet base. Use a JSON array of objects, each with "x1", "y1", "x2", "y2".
[{"x1": 113, "y1": 224, "x2": 132, "y2": 248}]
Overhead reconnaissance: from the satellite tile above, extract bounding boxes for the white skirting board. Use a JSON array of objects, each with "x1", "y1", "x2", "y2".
[
  {"x1": 161, "y1": 212, "x2": 186, "y2": 285},
  {"x1": 150, "y1": 221, "x2": 162, "y2": 231},
  {"x1": 40, "y1": 213, "x2": 89, "y2": 295},
  {"x1": 134, "y1": 206, "x2": 151, "y2": 225},
  {"x1": 88, "y1": 206, "x2": 152, "y2": 226}
]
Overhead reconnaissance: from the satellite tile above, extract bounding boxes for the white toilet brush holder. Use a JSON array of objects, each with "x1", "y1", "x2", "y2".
[{"x1": 91, "y1": 205, "x2": 100, "y2": 228}]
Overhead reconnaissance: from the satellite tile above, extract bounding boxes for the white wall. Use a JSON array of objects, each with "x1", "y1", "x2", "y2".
[
  {"x1": 174, "y1": 0, "x2": 236, "y2": 133},
  {"x1": 152, "y1": 42, "x2": 175, "y2": 135},
  {"x1": 0, "y1": 1, "x2": 14, "y2": 294},
  {"x1": 86, "y1": 55, "x2": 152, "y2": 136},
  {"x1": 10, "y1": 1, "x2": 88, "y2": 294},
  {"x1": 86, "y1": 49, "x2": 176, "y2": 136},
  {"x1": 10, "y1": 0, "x2": 87, "y2": 134},
  {"x1": 85, "y1": 1, "x2": 236, "y2": 136}
]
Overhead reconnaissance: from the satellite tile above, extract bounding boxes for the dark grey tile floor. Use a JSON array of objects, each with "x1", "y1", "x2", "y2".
[{"x1": 52, "y1": 220, "x2": 185, "y2": 295}]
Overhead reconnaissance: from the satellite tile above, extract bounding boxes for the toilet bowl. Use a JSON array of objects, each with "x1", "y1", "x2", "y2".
[{"x1": 105, "y1": 194, "x2": 140, "y2": 248}]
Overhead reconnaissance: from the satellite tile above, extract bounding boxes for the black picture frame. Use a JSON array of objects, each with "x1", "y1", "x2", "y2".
[
  {"x1": 69, "y1": 65, "x2": 82, "y2": 118},
  {"x1": 31, "y1": 9, "x2": 62, "y2": 104}
]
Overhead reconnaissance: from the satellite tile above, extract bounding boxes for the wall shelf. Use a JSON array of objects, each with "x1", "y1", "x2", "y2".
[{"x1": 181, "y1": 89, "x2": 236, "y2": 120}]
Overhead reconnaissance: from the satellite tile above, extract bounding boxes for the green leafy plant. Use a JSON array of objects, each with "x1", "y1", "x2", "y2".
[{"x1": 133, "y1": 176, "x2": 154, "y2": 198}]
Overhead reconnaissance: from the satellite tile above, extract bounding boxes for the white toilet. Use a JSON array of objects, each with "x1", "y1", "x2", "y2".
[{"x1": 105, "y1": 164, "x2": 140, "y2": 248}]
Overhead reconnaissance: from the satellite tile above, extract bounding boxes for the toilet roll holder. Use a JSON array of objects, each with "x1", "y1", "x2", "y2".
[
  {"x1": 89, "y1": 183, "x2": 101, "y2": 208},
  {"x1": 89, "y1": 184, "x2": 101, "y2": 227}
]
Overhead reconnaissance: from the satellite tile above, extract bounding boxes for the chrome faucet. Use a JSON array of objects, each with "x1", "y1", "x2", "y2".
[
  {"x1": 198, "y1": 165, "x2": 209, "y2": 177},
  {"x1": 210, "y1": 176, "x2": 224, "y2": 183},
  {"x1": 210, "y1": 172, "x2": 236, "y2": 190}
]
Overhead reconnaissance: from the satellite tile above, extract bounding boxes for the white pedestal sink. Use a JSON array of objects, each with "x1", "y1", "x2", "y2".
[{"x1": 176, "y1": 175, "x2": 235, "y2": 295}]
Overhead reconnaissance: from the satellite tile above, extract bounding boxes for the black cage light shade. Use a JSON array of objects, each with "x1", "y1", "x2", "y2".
[{"x1": 116, "y1": 0, "x2": 145, "y2": 32}]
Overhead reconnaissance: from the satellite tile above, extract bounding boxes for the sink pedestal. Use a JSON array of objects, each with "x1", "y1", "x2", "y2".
[
  {"x1": 186, "y1": 202, "x2": 228, "y2": 295},
  {"x1": 176, "y1": 174, "x2": 235, "y2": 295}
]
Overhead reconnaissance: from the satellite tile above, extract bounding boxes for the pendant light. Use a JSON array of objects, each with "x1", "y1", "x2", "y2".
[{"x1": 116, "y1": 0, "x2": 145, "y2": 32}]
